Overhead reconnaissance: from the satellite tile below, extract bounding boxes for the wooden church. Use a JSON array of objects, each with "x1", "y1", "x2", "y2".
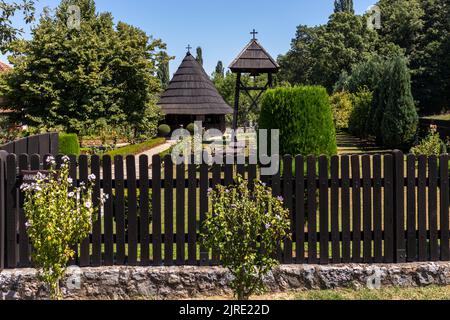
[{"x1": 157, "y1": 50, "x2": 232, "y2": 132}]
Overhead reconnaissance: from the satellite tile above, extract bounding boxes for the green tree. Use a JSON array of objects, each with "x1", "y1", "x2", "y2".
[
  {"x1": 278, "y1": 13, "x2": 379, "y2": 91},
  {"x1": 196, "y1": 46, "x2": 203, "y2": 66},
  {"x1": 157, "y1": 59, "x2": 170, "y2": 89},
  {"x1": 0, "y1": 0, "x2": 36, "y2": 53},
  {"x1": 380, "y1": 56, "x2": 419, "y2": 148},
  {"x1": 334, "y1": 0, "x2": 354, "y2": 13},
  {"x1": 213, "y1": 60, "x2": 224, "y2": 79},
  {"x1": 0, "y1": 0, "x2": 168, "y2": 139}
]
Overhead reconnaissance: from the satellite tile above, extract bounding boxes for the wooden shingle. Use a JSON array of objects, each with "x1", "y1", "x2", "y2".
[{"x1": 229, "y1": 39, "x2": 279, "y2": 74}]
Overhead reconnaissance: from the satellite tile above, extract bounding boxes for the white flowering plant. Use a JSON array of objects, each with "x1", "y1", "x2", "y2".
[
  {"x1": 201, "y1": 176, "x2": 290, "y2": 300},
  {"x1": 21, "y1": 155, "x2": 107, "y2": 299}
]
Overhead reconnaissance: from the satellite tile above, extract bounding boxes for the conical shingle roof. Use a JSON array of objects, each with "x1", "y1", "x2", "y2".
[
  {"x1": 158, "y1": 53, "x2": 233, "y2": 115},
  {"x1": 229, "y1": 39, "x2": 279, "y2": 74}
]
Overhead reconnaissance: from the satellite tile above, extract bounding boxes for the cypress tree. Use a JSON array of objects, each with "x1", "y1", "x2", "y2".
[
  {"x1": 380, "y1": 56, "x2": 418, "y2": 148},
  {"x1": 196, "y1": 46, "x2": 203, "y2": 66},
  {"x1": 157, "y1": 61, "x2": 170, "y2": 89},
  {"x1": 334, "y1": 0, "x2": 354, "y2": 13},
  {"x1": 214, "y1": 61, "x2": 224, "y2": 78}
]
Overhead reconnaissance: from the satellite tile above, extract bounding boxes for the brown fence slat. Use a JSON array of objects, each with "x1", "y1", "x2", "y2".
[
  {"x1": 139, "y1": 155, "x2": 150, "y2": 266},
  {"x1": 6, "y1": 154, "x2": 17, "y2": 268},
  {"x1": 362, "y1": 155, "x2": 372, "y2": 263},
  {"x1": 114, "y1": 156, "x2": 126, "y2": 265},
  {"x1": 319, "y1": 156, "x2": 329, "y2": 264},
  {"x1": 199, "y1": 156, "x2": 209, "y2": 265},
  {"x1": 384, "y1": 154, "x2": 394, "y2": 263},
  {"x1": 393, "y1": 151, "x2": 406, "y2": 263},
  {"x1": 18, "y1": 154, "x2": 30, "y2": 267},
  {"x1": 68, "y1": 155, "x2": 78, "y2": 265},
  {"x1": 102, "y1": 155, "x2": 114, "y2": 265},
  {"x1": 79, "y1": 155, "x2": 90, "y2": 266},
  {"x1": 211, "y1": 163, "x2": 221, "y2": 265},
  {"x1": 271, "y1": 159, "x2": 282, "y2": 262},
  {"x1": 428, "y1": 156, "x2": 439, "y2": 261},
  {"x1": 283, "y1": 155, "x2": 293, "y2": 264},
  {"x1": 50, "y1": 133, "x2": 59, "y2": 155},
  {"x1": 307, "y1": 156, "x2": 317, "y2": 264},
  {"x1": 126, "y1": 156, "x2": 138, "y2": 266},
  {"x1": 406, "y1": 154, "x2": 417, "y2": 262},
  {"x1": 91, "y1": 155, "x2": 101, "y2": 267},
  {"x1": 440, "y1": 154, "x2": 449, "y2": 261},
  {"x1": 187, "y1": 160, "x2": 197, "y2": 265},
  {"x1": 164, "y1": 155, "x2": 174, "y2": 266},
  {"x1": 152, "y1": 155, "x2": 162, "y2": 265},
  {"x1": 176, "y1": 162, "x2": 185, "y2": 265},
  {"x1": 0, "y1": 151, "x2": 7, "y2": 270},
  {"x1": 15, "y1": 139, "x2": 27, "y2": 155},
  {"x1": 38, "y1": 134, "x2": 50, "y2": 155},
  {"x1": 417, "y1": 155, "x2": 427, "y2": 261},
  {"x1": 373, "y1": 155, "x2": 382, "y2": 263},
  {"x1": 295, "y1": 155, "x2": 305, "y2": 264},
  {"x1": 27, "y1": 136, "x2": 39, "y2": 155},
  {"x1": 341, "y1": 155, "x2": 351, "y2": 263},
  {"x1": 351, "y1": 155, "x2": 361, "y2": 263},
  {"x1": 330, "y1": 156, "x2": 340, "y2": 263}
]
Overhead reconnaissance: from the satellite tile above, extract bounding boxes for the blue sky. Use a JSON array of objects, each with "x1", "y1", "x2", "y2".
[{"x1": 5, "y1": 0, "x2": 377, "y2": 76}]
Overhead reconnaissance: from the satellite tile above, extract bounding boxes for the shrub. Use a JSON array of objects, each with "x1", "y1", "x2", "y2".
[
  {"x1": 259, "y1": 86, "x2": 337, "y2": 157},
  {"x1": 410, "y1": 125, "x2": 446, "y2": 156},
  {"x1": 380, "y1": 56, "x2": 419, "y2": 149},
  {"x1": 330, "y1": 91, "x2": 353, "y2": 131},
  {"x1": 186, "y1": 123, "x2": 196, "y2": 135},
  {"x1": 58, "y1": 133, "x2": 80, "y2": 155},
  {"x1": 157, "y1": 124, "x2": 171, "y2": 137},
  {"x1": 21, "y1": 156, "x2": 107, "y2": 299},
  {"x1": 202, "y1": 176, "x2": 290, "y2": 300},
  {"x1": 348, "y1": 89, "x2": 373, "y2": 138}
]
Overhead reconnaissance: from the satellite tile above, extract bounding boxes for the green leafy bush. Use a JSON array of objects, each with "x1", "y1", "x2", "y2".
[
  {"x1": 202, "y1": 176, "x2": 290, "y2": 300},
  {"x1": 348, "y1": 89, "x2": 373, "y2": 138},
  {"x1": 59, "y1": 133, "x2": 80, "y2": 155},
  {"x1": 259, "y1": 86, "x2": 337, "y2": 157},
  {"x1": 186, "y1": 123, "x2": 196, "y2": 135},
  {"x1": 330, "y1": 91, "x2": 353, "y2": 131},
  {"x1": 410, "y1": 125, "x2": 446, "y2": 156},
  {"x1": 157, "y1": 124, "x2": 171, "y2": 137},
  {"x1": 21, "y1": 156, "x2": 106, "y2": 299}
]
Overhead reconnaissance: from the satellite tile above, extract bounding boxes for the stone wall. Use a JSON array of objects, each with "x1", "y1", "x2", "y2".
[{"x1": 1, "y1": 262, "x2": 450, "y2": 300}]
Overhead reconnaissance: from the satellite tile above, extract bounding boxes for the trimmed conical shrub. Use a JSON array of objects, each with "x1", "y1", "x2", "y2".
[{"x1": 380, "y1": 56, "x2": 418, "y2": 149}]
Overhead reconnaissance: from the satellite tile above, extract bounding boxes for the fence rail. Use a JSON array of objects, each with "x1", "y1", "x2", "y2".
[{"x1": 1, "y1": 151, "x2": 449, "y2": 269}]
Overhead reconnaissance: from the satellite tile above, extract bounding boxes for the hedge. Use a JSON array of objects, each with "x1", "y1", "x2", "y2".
[
  {"x1": 59, "y1": 133, "x2": 80, "y2": 155},
  {"x1": 104, "y1": 137, "x2": 166, "y2": 157},
  {"x1": 259, "y1": 86, "x2": 337, "y2": 157}
]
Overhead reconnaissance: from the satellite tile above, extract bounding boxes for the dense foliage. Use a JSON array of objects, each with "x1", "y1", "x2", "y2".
[
  {"x1": 157, "y1": 124, "x2": 171, "y2": 137},
  {"x1": 21, "y1": 155, "x2": 106, "y2": 299},
  {"x1": 0, "y1": 0, "x2": 169, "y2": 140},
  {"x1": 0, "y1": 0, "x2": 36, "y2": 53},
  {"x1": 58, "y1": 133, "x2": 80, "y2": 155},
  {"x1": 330, "y1": 91, "x2": 353, "y2": 131},
  {"x1": 278, "y1": 0, "x2": 450, "y2": 114},
  {"x1": 202, "y1": 177, "x2": 290, "y2": 300},
  {"x1": 379, "y1": 56, "x2": 419, "y2": 148},
  {"x1": 259, "y1": 86, "x2": 337, "y2": 157},
  {"x1": 348, "y1": 89, "x2": 373, "y2": 138}
]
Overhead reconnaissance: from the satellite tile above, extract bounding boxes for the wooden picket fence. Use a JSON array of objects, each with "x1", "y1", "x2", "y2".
[{"x1": 0, "y1": 150, "x2": 449, "y2": 269}]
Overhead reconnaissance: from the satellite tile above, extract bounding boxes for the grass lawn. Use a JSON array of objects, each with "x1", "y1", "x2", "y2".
[
  {"x1": 103, "y1": 138, "x2": 166, "y2": 157},
  {"x1": 422, "y1": 114, "x2": 450, "y2": 121},
  {"x1": 193, "y1": 286, "x2": 450, "y2": 300}
]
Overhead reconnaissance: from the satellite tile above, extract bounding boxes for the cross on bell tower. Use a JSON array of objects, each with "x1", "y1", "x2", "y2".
[
  {"x1": 186, "y1": 44, "x2": 192, "y2": 54},
  {"x1": 250, "y1": 29, "x2": 258, "y2": 40}
]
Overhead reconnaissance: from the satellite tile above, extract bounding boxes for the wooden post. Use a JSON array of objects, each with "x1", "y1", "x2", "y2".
[
  {"x1": 0, "y1": 151, "x2": 7, "y2": 270},
  {"x1": 393, "y1": 150, "x2": 406, "y2": 263},
  {"x1": 232, "y1": 73, "x2": 241, "y2": 133}
]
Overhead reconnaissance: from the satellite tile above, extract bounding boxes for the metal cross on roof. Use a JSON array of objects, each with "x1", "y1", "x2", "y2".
[
  {"x1": 186, "y1": 44, "x2": 192, "y2": 53},
  {"x1": 250, "y1": 29, "x2": 258, "y2": 40}
]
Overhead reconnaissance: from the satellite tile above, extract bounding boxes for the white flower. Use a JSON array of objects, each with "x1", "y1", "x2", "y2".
[
  {"x1": 68, "y1": 192, "x2": 75, "y2": 198},
  {"x1": 62, "y1": 155, "x2": 70, "y2": 162},
  {"x1": 88, "y1": 174, "x2": 96, "y2": 182},
  {"x1": 46, "y1": 156, "x2": 55, "y2": 164},
  {"x1": 85, "y1": 201, "x2": 92, "y2": 209},
  {"x1": 68, "y1": 177, "x2": 73, "y2": 184}
]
